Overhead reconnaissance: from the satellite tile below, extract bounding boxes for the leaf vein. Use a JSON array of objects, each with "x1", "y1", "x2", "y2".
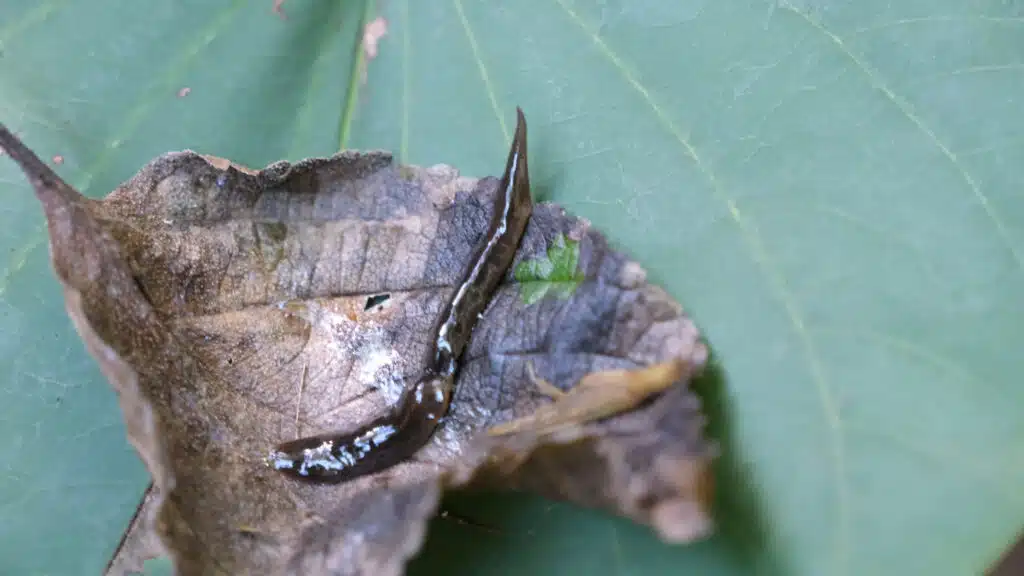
[
  {"x1": 338, "y1": 0, "x2": 376, "y2": 150},
  {"x1": 781, "y1": 1, "x2": 1024, "y2": 275},
  {"x1": 452, "y1": 0, "x2": 509, "y2": 142},
  {"x1": 552, "y1": 0, "x2": 851, "y2": 571},
  {"x1": 400, "y1": 0, "x2": 411, "y2": 163},
  {"x1": 0, "y1": 0, "x2": 67, "y2": 45}
]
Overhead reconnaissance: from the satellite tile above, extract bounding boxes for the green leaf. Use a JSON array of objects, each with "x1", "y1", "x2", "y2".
[
  {"x1": 142, "y1": 556, "x2": 174, "y2": 576},
  {"x1": 2, "y1": 1, "x2": 1022, "y2": 575},
  {"x1": 514, "y1": 233, "x2": 586, "y2": 304}
]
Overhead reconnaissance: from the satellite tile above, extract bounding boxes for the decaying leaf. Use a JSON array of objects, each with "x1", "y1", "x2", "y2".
[
  {"x1": 105, "y1": 483, "x2": 165, "y2": 575},
  {"x1": 0, "y1": 119, "x2": 714, "y2": 575}
]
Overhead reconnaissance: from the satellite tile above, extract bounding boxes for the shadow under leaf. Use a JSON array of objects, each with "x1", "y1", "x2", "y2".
[
  {"x1": 407, "y1": 349, "x2": 775, "y2": 576},
  {"x1": 693, "y1": 350, "x2": 778, "y2": 575}
]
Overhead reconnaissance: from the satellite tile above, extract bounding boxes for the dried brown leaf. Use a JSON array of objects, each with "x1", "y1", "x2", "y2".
[
  {"x1": 0, "y1": 120, "x2": 714, "y2": 576},
  {"x1": 105, "y1": 483, "x2": 165, "y2": 576}
]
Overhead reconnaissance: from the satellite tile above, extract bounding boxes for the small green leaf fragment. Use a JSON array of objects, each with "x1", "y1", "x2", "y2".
[
  {"x1": 514, "y1": 233, "x2": 585, "y2": 304},
  {"x1": 519, "y1": 282, "x2": 550, "y2": 306}
]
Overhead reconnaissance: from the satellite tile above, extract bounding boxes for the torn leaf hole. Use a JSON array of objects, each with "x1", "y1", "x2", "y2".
[{"x1": 364, "y1": 293, "x2": 391, "y2": 311}]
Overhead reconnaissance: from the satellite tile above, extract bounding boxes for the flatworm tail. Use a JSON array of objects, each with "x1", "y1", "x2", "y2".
[
  {"x1": 268, "y1": 376, "x2": 452, "y2": 483},
  {"x1": 269, "y1": 108, "x2": 533, "y2": 483}
]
